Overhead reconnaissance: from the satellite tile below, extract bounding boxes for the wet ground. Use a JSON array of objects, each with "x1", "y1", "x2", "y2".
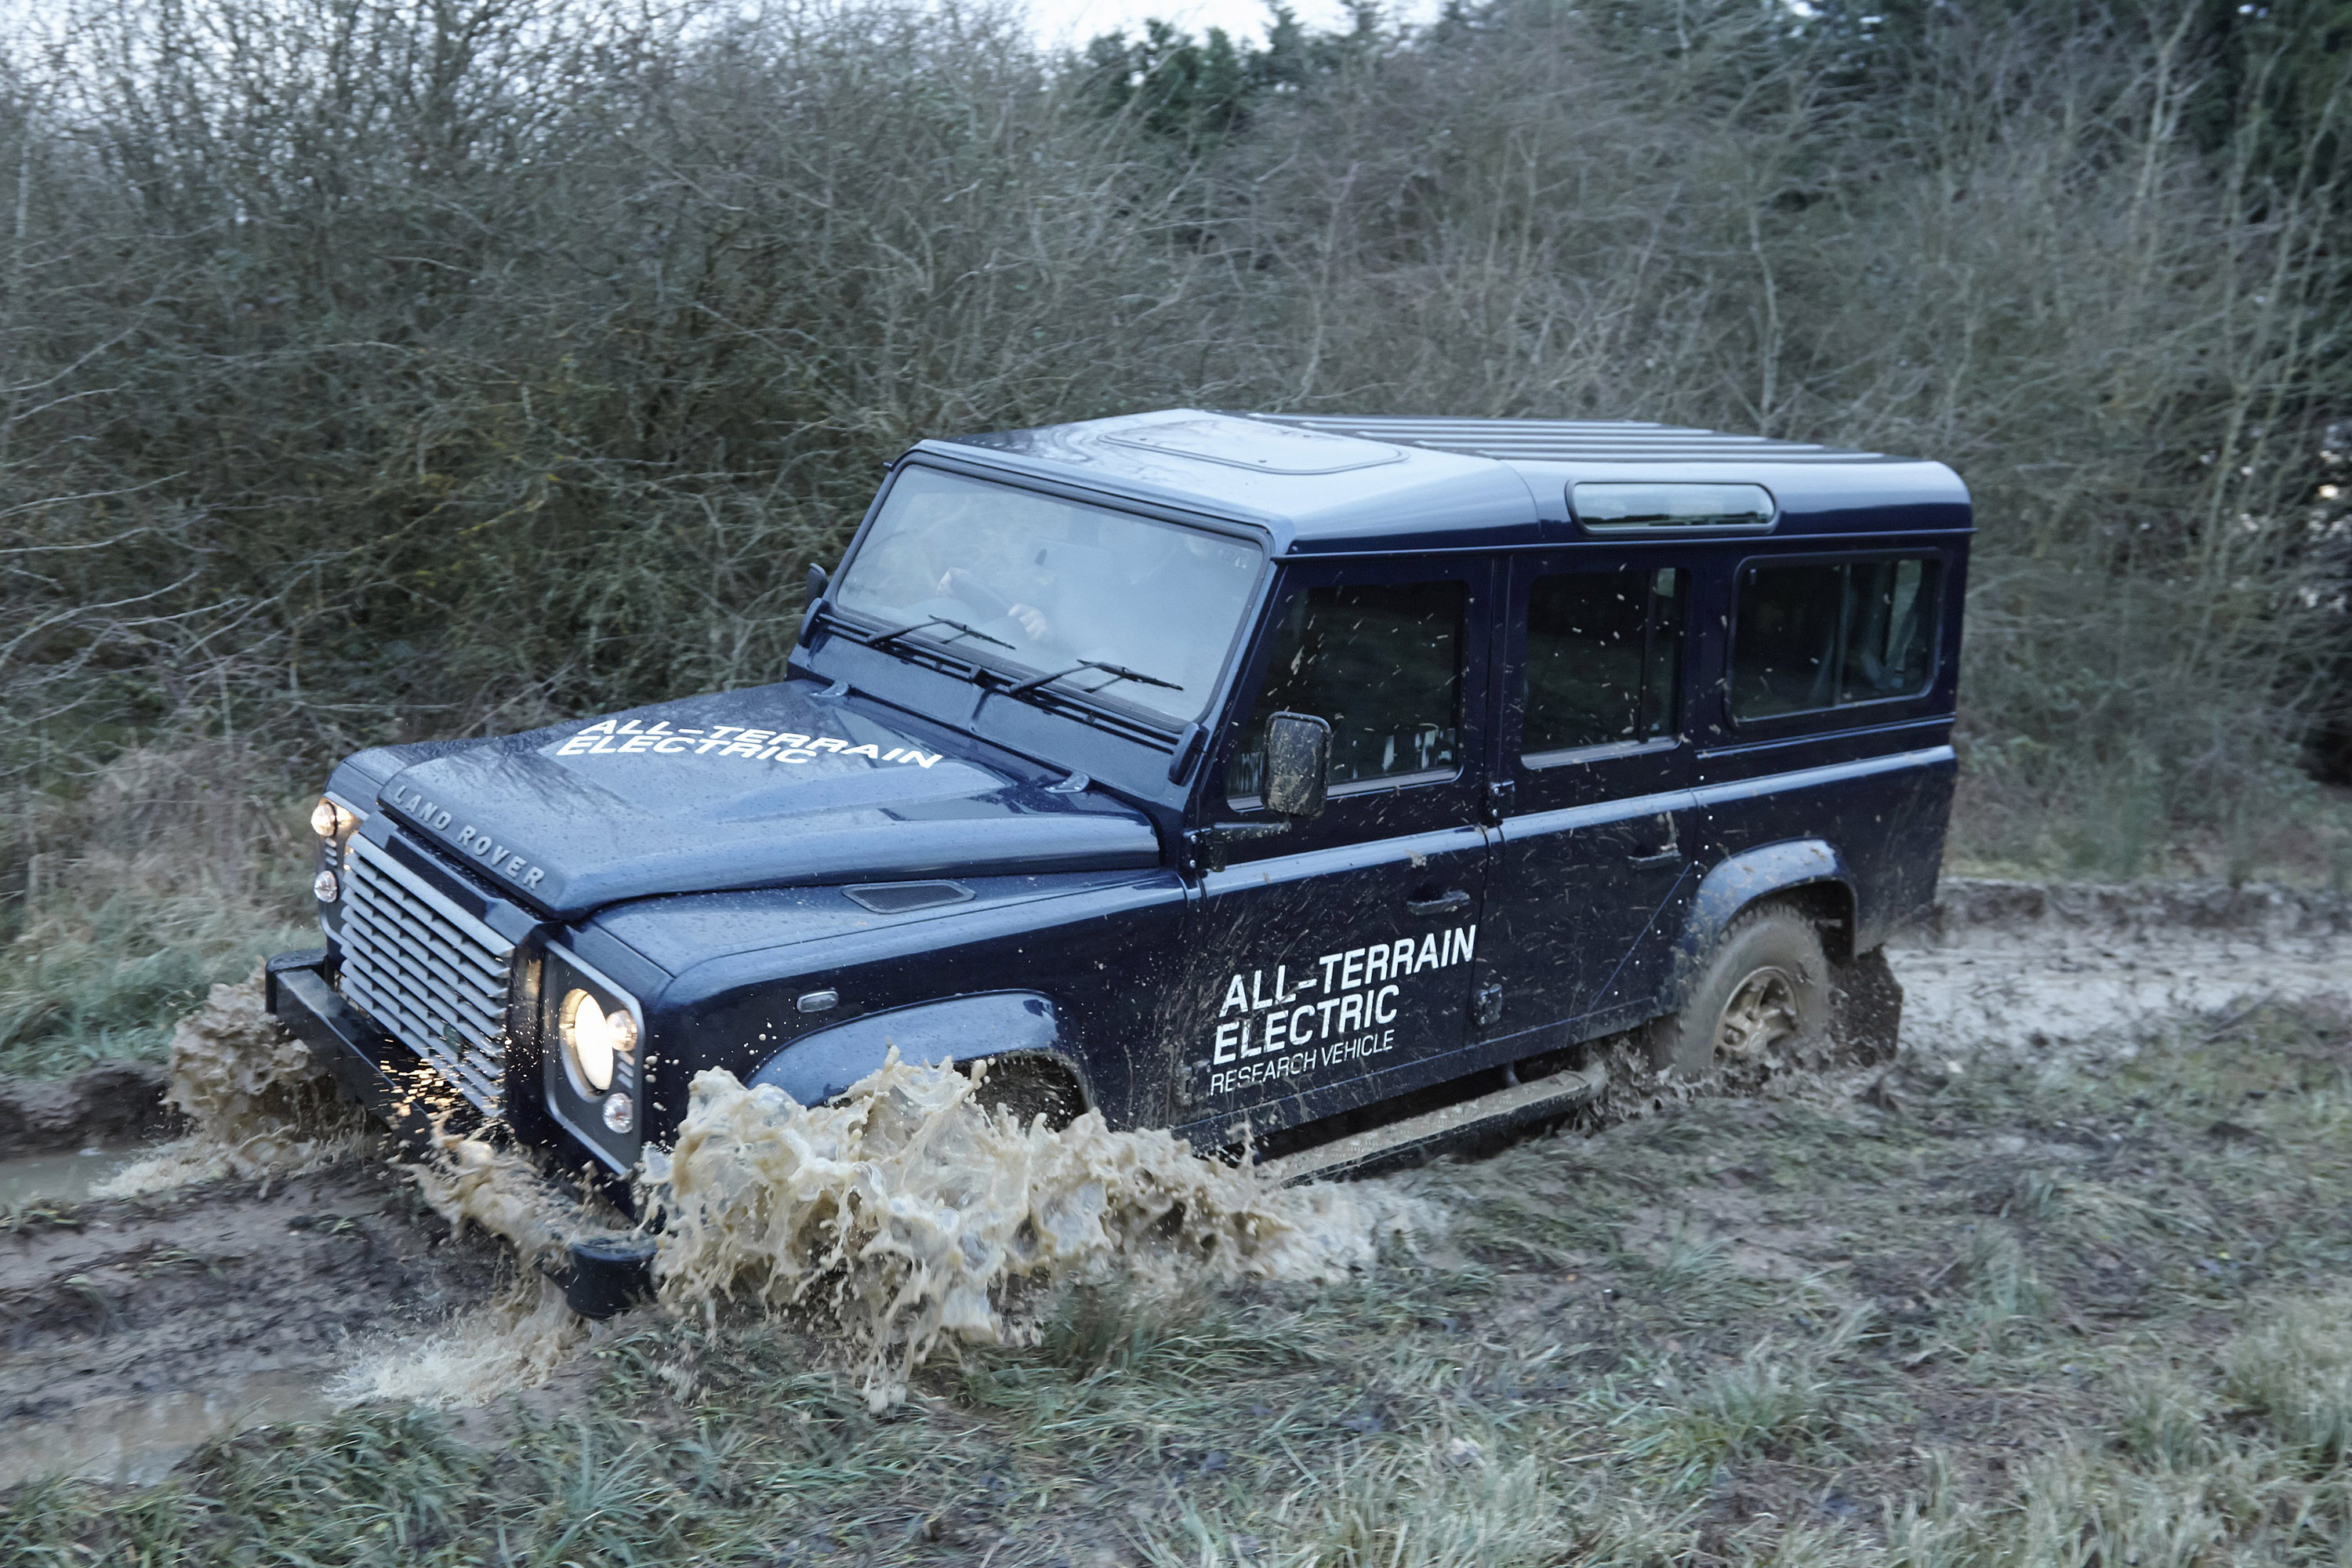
[
  {"x1": 0, "y1": 1156, "x2": 506, "y2": 1486},
  {"x1": 0, "y1": 877, "x2": 2346, "y2": 1493}
]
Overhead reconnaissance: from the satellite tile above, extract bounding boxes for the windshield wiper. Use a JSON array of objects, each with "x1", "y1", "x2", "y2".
[
  {"x1": 865, "y1": 615, "x2": 1012, "y2": 652},
  {"x1": 1007, "y1": 658, "x2": 1184, "y2": 697}
]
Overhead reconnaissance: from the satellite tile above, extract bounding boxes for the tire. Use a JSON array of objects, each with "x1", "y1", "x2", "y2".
[{"x1": 1648, "y1": 905, "x2": 1830, "y2": 1077}]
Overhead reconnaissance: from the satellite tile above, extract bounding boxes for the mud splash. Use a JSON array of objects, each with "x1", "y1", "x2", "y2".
[
  {"x1": 391, "y1": 1052, "x2": 1426, "y2": 1410},
  {"x1": 642, "y1": 1054, "x2": 1427, "y2": 1408},
  {"x1": 94, "y1": 968, "x2": 371, "y2": 1199},
  {"x1": 329, "y1": 1277, "x2": 590, "y2": 1410}
]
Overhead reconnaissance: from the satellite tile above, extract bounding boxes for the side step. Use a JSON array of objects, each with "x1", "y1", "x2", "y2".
[{"x1": 1258, "y1": 1063, "x2": 1606, "y2": 1185}]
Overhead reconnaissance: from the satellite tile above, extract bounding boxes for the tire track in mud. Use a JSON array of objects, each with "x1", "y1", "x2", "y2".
[
  {"x1": 1, "y1": 877, "x2": 2346, "y2": 1488},
  {"x1": 0, "y1": 1160, "x2": 510, "y2": 1486}
]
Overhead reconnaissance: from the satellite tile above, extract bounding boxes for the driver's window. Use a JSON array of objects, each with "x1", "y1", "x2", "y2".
[{"x1": 1226, "y1": 580, "x2": 1466, "y2": 800}]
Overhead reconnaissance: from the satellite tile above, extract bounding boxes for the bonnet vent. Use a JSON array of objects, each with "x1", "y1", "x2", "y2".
[{"x1": 844, "y1": 880, "x2": 977, "y2": 915}]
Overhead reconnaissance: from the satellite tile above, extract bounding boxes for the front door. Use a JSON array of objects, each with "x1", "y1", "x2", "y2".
[
  {"x1": 1171, "y1": 557, "x2": 1495, "y2": 1147},
  {"x1": 1483, "y1": 554, "x2": 1700, "y2": 1050}
]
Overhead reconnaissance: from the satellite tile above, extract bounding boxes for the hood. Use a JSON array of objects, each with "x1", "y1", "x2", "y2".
[{"x1": 357, "y1": 681, "x2": 1159, "y2": 918}]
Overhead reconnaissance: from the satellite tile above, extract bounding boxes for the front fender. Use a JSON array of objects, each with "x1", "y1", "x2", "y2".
[
  {"x1": 745, "y1": 990, "x2": 1080, "y2": 1106},
  {"x1": 1663, "y1": 840, "x2": 1853, "y2": 1011}
]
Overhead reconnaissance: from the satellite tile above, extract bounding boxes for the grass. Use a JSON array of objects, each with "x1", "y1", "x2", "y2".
[
  {"x1": 0, "y1": 866, "x2": 314, "y2": 1080},
  {"x1": 7, "y1": 997, "x2": 2352, "y2": 1563}
]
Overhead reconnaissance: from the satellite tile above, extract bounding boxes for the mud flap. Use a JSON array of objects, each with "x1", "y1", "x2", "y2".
[{"x1": 1833, "y1": 947, "x2": 1904, "y2": 1063}]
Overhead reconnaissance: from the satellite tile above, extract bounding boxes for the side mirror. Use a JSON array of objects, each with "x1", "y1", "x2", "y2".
[{"x1": 1261, "y1": 711, "x2": 1331, "y2": 819}]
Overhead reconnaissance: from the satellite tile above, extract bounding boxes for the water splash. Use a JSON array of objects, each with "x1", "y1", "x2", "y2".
[
  {"x1": 329, "y1": 1276, "x2": 590, "y2": 1409},
  {"x1": 94, "y1": 968, "x2": 370, "y2": 1198},
  {"x1": 367, "y1": 1052, "x2": 1426, "y2": 1411},
  {"x1": 642, "y1": 1053, "x2": 1428, "y2": 1409}
]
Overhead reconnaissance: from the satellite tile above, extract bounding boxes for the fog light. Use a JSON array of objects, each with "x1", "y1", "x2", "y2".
[
  {"x1": 312, "y1": 869, "x2": 339, "y2": 902},
  {"x1": 310, "y1": 797, "x2": 342, "y2": 838},
  {"x1": 560, "y1": 987, "x2": 637, "y2": 1095},
  {"x1": 601, "y1": 1091, "x2": 634, "y2": 1134}
]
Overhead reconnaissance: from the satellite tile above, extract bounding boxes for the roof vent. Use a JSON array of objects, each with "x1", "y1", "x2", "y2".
[
  {"x1": 1104, "y1": 416, "x2": 1403, "y2": 476},
  {"x1": 843, "y1": 880, "x2": 977, "y2": 915}
]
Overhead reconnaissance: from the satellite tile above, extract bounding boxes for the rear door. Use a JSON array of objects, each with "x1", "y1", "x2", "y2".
[
  {"x1": 1482, "y1": 554, "x2": 1700, "y2": 1048},
  {"x1": 1170, "y1": 554, "x2": 1496, "y2": 1146}
]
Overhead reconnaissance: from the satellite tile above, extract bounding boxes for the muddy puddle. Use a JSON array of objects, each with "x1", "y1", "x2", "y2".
[
  {"x1": 1889, "y1": 877, "x2": 2352, "y2": 1062},
  {"x1": 0, "y1": 1148, "x2": 129, "y2": 1210},
  {"x1": 0, "y1": 1372, "x2": 331, "y2": 1490},
  {"x1": 2, "y1": 877, "x2": 2346, "y2": 1490}
]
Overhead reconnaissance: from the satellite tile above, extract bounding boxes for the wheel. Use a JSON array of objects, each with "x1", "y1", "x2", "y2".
[{"x1": 1648, "y1": 905, "x2": 1829, "y2": 1076}]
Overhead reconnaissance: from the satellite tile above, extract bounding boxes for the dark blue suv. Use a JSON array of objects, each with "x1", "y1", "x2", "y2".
[{"x1": 270, "y1": 410, "x2": 1965, "y2": 1255}]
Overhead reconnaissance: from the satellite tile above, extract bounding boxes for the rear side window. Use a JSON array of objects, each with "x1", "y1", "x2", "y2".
[
  {"x1": 1521, "y1": 568, "x2": 1685, "y2": 755},
  {"x1": 1228, "y1": 579, "x2": 1467, "y2": 796},
  {"x1": 1731, "y1": 557, "x2": 1942, "y2": 720}
]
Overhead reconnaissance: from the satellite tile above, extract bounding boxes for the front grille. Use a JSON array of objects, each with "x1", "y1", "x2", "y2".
[{"x1": 338, "y1": 834, "x2": 514, "y2": 1112}]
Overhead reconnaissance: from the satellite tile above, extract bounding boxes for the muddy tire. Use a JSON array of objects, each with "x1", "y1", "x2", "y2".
[{"x1": 1647, "y1": 906, "x2": 1830, "y2": 1076}]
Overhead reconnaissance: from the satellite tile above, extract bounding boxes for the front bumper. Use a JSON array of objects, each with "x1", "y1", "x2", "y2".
[
  {"x1": 265, "y1": 949, "x2": 654, "y2": 1318},
  {"x1": 264, "y1": 949, "x2": 487, "y2": 1149}
]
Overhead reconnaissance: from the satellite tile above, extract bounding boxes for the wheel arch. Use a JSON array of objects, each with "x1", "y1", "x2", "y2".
[
  {"x1": 745, "y1": 990, "x2": 1092, "y2": 1109},
  {"x1": 1664, "y1": 840, "x2": 1857, "y2": 1013}
]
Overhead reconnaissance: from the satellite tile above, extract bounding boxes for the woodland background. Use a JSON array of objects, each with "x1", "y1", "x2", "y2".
[{"x1": 1, "y1": 0, "x2": 2348, "y2": 1069}]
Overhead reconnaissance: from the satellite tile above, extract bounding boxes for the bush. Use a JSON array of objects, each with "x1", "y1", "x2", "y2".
[{"x1": 0, "y1": 0, "x2": 2347, "y2": 934}]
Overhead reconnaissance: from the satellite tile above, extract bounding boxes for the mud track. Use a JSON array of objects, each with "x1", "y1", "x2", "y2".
[{"x1": 2, "y1": 877, "x2": 2347, "y2": 1487}]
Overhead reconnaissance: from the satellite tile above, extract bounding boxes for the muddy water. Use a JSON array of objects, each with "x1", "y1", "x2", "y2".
[
  {"x1": 1889, "y1": 878, "x2": 2352, "y2": 1063},
  {"x1": 0, "y1": 1155, "x2": 510, "y2": 1490},
  {"x1": 0, "y1": 1372, "x2": 331, "y2": 1489},
  {"x1": 0, "y1": 1149, "x2": 129, "y2": 1209},
  {"x1": 92, "y1": 969, "x2": 372, "y2": 1202},
  {"x1": 397, "y1": 1052, "x2": 1428, "y2": 1412},
  {"x1": 644, "y1": 1056, "x2": 1426, "y2": 1406}
]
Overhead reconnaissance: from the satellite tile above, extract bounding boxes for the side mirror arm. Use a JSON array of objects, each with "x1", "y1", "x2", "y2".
[{"x1": 1183, "y1": 820, "x2": 1290, "y2": 875}]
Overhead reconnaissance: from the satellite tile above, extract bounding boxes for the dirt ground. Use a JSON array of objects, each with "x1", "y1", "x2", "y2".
[{"x1": 3, "y1": 877, "x2": 2350, "y2": 1563}]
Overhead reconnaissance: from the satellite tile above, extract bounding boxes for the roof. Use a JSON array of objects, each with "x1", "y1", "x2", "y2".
[
  {"x1": 1244, "y1": 413, "x2": 1886, "y2": 464},
  {"x1": 927, "y1": 408, "x2": 1970, "y2": 556}
]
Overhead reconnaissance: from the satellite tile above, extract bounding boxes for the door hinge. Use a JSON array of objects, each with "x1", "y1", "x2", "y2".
[
  {"x1": 1183, "y1": 820, "x2": 1290, "y2": 874},
  {"x1": 1484, "y1": 779, "x2": 1516, "y2": 823},
  {"x1": 1474, "y1": 981, "x2": 1504, "y2": 1028}
]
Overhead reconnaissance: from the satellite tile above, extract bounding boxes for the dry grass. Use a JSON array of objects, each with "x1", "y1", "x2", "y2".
[{"x1": 0, "y1": 743, "x2": 314, "y2": 1078}]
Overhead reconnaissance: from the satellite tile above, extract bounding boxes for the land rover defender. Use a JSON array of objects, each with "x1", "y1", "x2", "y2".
[{"x1": 267, "y1": 409, "x2": 1966, "y2": 1305}]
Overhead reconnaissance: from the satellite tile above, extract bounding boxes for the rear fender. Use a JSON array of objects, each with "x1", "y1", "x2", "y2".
[
  {"x1": 745, "y1": 991, "x2": 1087, "y2": 1108},
  {"x1": 1663, "y1": 841, "x2": 1855, "y2": 1012}
]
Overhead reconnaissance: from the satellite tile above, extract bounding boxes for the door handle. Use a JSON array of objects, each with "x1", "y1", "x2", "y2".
[
  {"x1": 1627, "y1": 813, "x2": 1681, "y2": 868},
  {"x1": 1406, "y1": 889, "x2": 1472, "y2": 918}
]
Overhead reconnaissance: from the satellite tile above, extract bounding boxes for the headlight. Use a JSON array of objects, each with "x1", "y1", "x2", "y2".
[
  {"x1": 312, "y1": 869, "x2": 339, "y2": 902},
  {"x1": 559, "y1": 986, "x2": 637, "y2": 1096},
  {"x1": 310, "y1": 797, "x2": 351, "y2": 838}
]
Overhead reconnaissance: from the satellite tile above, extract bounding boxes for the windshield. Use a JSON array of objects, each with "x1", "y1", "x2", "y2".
[{"x1": 831, "y1": 466, "x2": 1264, "y2": 724}]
